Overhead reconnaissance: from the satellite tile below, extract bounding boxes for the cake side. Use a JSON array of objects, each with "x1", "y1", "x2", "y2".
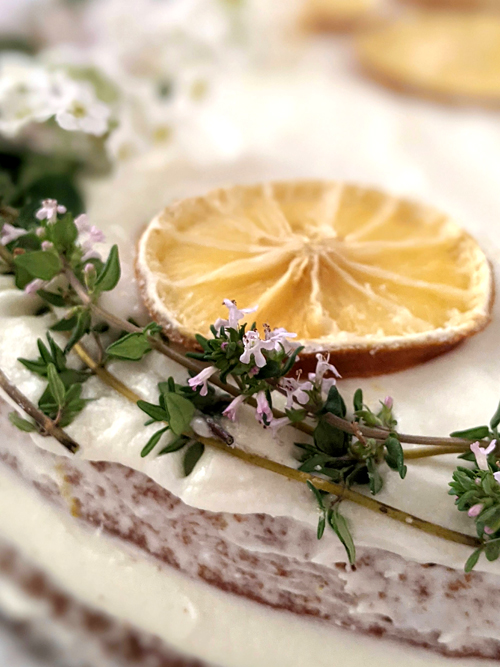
[{"x1": 2, "y1": 402, "x2": 500, "y2": 661}]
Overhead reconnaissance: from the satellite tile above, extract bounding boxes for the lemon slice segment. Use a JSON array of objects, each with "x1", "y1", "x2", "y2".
[
  {"x1": 357, "y1": 13, "x2": 500, "y2": 106},
  {"x1": 137, "y1": 181, "x2": 493, "y2": 377}
]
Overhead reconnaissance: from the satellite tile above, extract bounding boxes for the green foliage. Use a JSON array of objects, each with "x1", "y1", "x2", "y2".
[
  {"x1": 105, "y1": 322, "x2": 161, "y2": 361},
  {"x1": 8, "y1": 411, "x2": 37, "y2": 433},
  {"x1": 306, "y1": 481, "x2": 355, "y2": 564},
  {"x1": 183, "y1": 441, "x2": 205, "y2": 476}
]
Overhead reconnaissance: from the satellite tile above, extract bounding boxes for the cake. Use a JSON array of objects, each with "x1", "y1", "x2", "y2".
[{"x1": 1, "y1": 175, "x2": 500, "y2": 667}]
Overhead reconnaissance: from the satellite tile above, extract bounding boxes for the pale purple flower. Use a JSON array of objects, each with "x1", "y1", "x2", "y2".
[
  {"x1": 468, "y1": 503, "x2": 484, "y2": 518},
  {"x1": 470, "y1": 441, "x2": 496, "y2": 471},
  {"x1": 214, "y1": 298, "x2": 258, "y2": 332},
  {"x1": 222, "y1": 394, "x2": 245, "y2": 422},
  {"x1": 485, "y1": 526, "x2": 495, "y2": 535},
  {"x1": 240, "y1": 330, "x2": 275, "y2": 368},
  {"x1": 35, "y1": 199, "x2": 66, "y2": 224},
  {"x1": 384, "y1": 396, "x2": 394, "y2": 410},
  {"x1": 35, "y1": 227, "x2": 45, "y2": 237},
  {"x1": 255, "y1": 391, "x2": 273, "y2": 426},
  {"x1": 187, "y1": 365, "x2": 216, "y2": 397},
  {"x1": 281, "y1": 377, "x2": 313, "y2": 410},
  {"x1": 41, "y1": 240, "x2": 53, "y2": 251},
  {"x1": 24, "y1": 278, "x2": 47, "y2": 294},
  {"x1": 494, "y1": 471, "x2": 500, "y2": 485},
  {"x1": 75, "y1": 214, "x2": 89, "y2": 232},
  {"x1": 84, "y1": 263, "x2": 95, "y2": 275},
  {"x1": 0, "y1": 223, "x2": 27, "y2": 245},
  {"x1": 308, "y1": 353, "x2": 341, "y2": 393},
  {"x1": 80, "y1": 223, "x2": 106, "y2": 262},
  {"x1": 264, "y1": 326, "x2": 298, "y2": 353},
  {"x1": 268, "y1": 416, "x2": 292, "y2": 436}
]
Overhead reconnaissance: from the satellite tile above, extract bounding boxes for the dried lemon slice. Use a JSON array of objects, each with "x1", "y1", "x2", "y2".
[
  {"x1": 357, "y1": 13, "x2": 500, "y2": 106},
  {"x1": 137, "y1": 181, "x2": 493, "y2": 377},
  {"x1": 399, "y1": 0, "x2": 500, "y2": 9},
  {"x1": 301, "y1": 0, "x2": 378, "y2": 32}
]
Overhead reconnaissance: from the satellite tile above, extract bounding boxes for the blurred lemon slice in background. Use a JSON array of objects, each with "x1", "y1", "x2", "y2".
[
  {"x1": 357, "y1": 13, "x2": 500, "y2": 106},
  {"x1": 137, "y1": 181, "x2": 493, "y2": 377}
]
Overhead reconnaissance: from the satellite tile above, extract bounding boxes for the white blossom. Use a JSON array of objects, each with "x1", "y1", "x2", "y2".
[
  {"x1": 55, "y1": 82, "x2": 111, "y2": 136},
  {"x1": 281, "y1": 377, "x2": 313, "y2": 410},
  {"x1": 264, "y1": 325, "x2": 298, "y2": 353},
  {"x1": 215, "y1": 298, "x2": 258, "y2": 332},
  {"x1": 308, "y1": 353, "x2": 341, "y2": 394},
  {"x1": 470, "y1": 441, "x2": 496, "y2": 471},
  {"x1": 0, "y1": 55, "x2": 58, "y2": 137},
  {"x1": 24, "y1": 278, "x2": 47, "y2": 294},
  {"x1": 240, "y1": 330, "x2": 275, "y2": 368},
  {"x1": 187, "y1": 365, "x2": 216, "y2": 397},
  {"x1": 0, "y1": 223, "x2": 27, "y2": 245},
  {"x1": 255, "y1": 391, "x2": 272, "y2": 426},
  {"x1": 36, "y1": 199, "x2": 66, "y2": 224},
  {"x1": 222, "y1": 394, "x2": 245, "y2": 422}
]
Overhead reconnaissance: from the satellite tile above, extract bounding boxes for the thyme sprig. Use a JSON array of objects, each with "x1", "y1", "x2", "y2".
[{"x1": 0, "y1": 199, "x2": 497, "y2": 570}]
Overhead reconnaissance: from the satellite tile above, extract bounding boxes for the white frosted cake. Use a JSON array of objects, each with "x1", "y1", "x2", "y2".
[{"x1": 1, "y1": 168, "x2": 500, "y2": 667}]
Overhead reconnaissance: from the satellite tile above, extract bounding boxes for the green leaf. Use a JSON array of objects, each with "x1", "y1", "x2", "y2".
[
  {"x1": 137, "y1": 400, "x2": 169, "y2": 423},
  {"x1": 8, "y1": 411, "x2": 37, "y2": 432},
  {"x1": 322, "y1": 385, "x2": 346, "y2": 418},
  {"x1": 14, "y1": 250, "x2": 62, "y2": 281},
  {"x1": 183, "y1": 441, "x2": 205, "y2": 476},
  {"x1": 51, "y1": 213, "x2": 78, "y2": 252},
  {"x1": 159, "y1": 435, "x2": 189, "y2": 456},
  {"x1": 464, "y1": 548, "x2": 482, "y2": 573},
  {"x1": 327, "y1": 507, "x2": 356, "y2": 565},
  {"x1": 47, "y1": 334, "x2": 66, "y2": 371},
  {"x1": 385, "y1": 436, "x2": 407, "y2": 479},
  {"x1": 281, "y1": 345, "x2": 304, "y2": 376},
  {"x1": 353, "y1": 388, "x2": 363, "y2": 413},
  {"x1": 285, "y1": 408, "x2": 307, "y2": 424},
  {"x1": 317, "y1": 514, "x2": 326, "y2": 540},
  {"x1": 367, "y1": 457, "x2": 383, "y2": 495},
  {"x1": 46, "y1": 363, "x2": 65, "y2": 408},
  {"x1": 299, "y1": 453, "x2": 333, "y2": 473},
  {"x1": 450, "y1": 426, "x2": 491, "y2": 440},
  {"x1": 37, "y1": 289, "x2": 66, "y2": 307},
  {"x1": 94, "y1": 244, "x2": 120, "y2": 293},
  {"x1": 141, "y1": 427, "x2": 169, "y2": 458},
  {"x1": 64, "y1": 309, "x2": 91, "y2": 353},
  {"x1": 485, "y1": 539, "x2": 500, "y2": 562},
  {"x1": 164, "y1": 393, "x2": 195, "y2": 436},
  {"x1": 51, "y1": 315, "x2": 79, "y2": 332},
  {"x1": 18, "y1": 357, "x2": 47, "y2": 376},
  {"x1": 491, "y1": 401, "x2": 500, "y2": 431},
  {"x1": 105, "y1": 332, "x2": 151, "y2": 361},
  {"x1": 306, "y1": 480, "x2": 325, "y2": 511},
  {"x1": 313, "y1": 417, "x2": 346, "y2": 457}
]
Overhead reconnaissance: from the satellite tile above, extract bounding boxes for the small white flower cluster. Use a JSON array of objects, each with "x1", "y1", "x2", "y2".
[
  {"x1": 188, "y1": 298, "x2": 341, "y2": 436},
  {"x1": 0, "y1": 54, "x2": 111, "y2": 139}
]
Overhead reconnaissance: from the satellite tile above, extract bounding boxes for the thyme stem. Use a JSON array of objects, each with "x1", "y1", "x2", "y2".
[
  {"x1": 0, "y1": 367, "x2": 79, "y2": 453},
  {"x1": 325, "y1": 413, "x2": 474, "y2": 450},
  {"x1": 72, "y1": 344, "x2": 480, "y2": 550}
]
